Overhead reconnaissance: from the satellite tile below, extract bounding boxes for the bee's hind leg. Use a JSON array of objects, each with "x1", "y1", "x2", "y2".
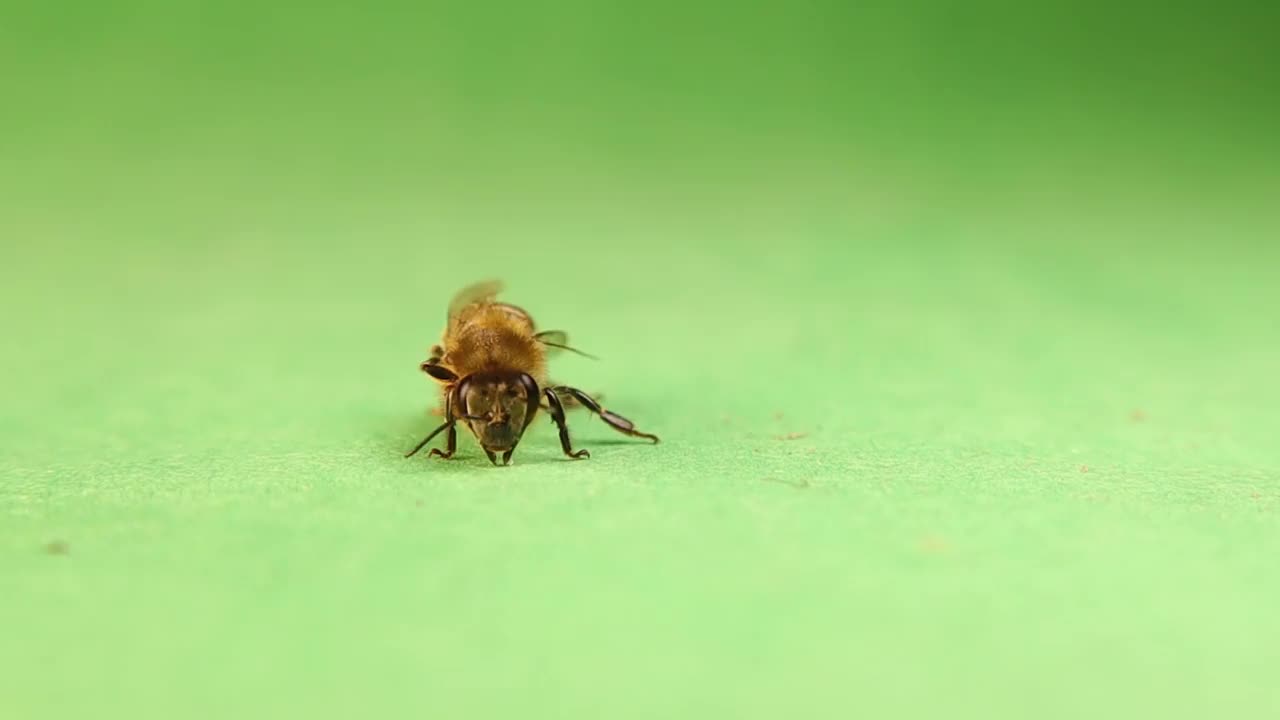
[
  {"x1": 550, "y1": 386, "x2": 659, "y2": 444},
  {"x1": 540, "y1": 382, "x2": 602, "y2": 411}
]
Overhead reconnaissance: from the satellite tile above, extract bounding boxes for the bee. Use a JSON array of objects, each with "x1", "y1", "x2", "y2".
[{"x1": 406, "y1": 280, "x2": 659, "y2": 466}]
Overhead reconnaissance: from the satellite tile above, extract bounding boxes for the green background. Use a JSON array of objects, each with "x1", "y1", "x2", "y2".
[{"x1": 3, "y1": 2, "x2": 1278, "y2": 718}]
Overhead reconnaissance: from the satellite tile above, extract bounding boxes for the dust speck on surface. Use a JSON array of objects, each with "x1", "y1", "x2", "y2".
[
  {"x1": 1080, "y1": 464, "x2": 1090, "y2": 473},
  {"x1": 1130, "y1": 409, "x2": 1147, "y2": 422},
  {"x1": 1251, "y1": 492, "x2": 1262, "y2": 500},
  {"x1": 775, "y1": 432, "x2": 808, "y2": 441},
  {"x1": 44, "y1": 540, "x2": 69, "y2": 555},
  {"x1": 760, "y1": 476, "x2": 810, "y2": 489},
  {"x1": 415, "y1": 499, "x2": 425, "y2": 507},
  {"x1": 773, "y1": 411, "x2": 784, "y2": 421}
]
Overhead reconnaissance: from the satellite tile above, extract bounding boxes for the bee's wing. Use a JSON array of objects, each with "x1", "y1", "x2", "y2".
[
  {"x1": 535, "y1": 330, "x2": 598, "y2": 360},
  {"x1": 448, "y1": 279, "x2": 505, "y2": 319},
  {"x1": 447, "y1": 282, "x2": 597, "y2": 359},
  {"x1": 535, "y1": 329, "x2": 568, "y2": 347}
]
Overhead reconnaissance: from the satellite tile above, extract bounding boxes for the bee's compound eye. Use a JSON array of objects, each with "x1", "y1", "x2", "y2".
[{"x1": 464, "y1": 382, "x2": 500, "y2": 414}]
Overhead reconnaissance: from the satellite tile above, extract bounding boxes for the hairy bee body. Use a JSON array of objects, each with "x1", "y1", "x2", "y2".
[
  {"x1": 437, "y1": 301, "x2": 547, "y2": 387},
  {"x1": 407, "y1": 280, "x2": 658, "y2": 466}
]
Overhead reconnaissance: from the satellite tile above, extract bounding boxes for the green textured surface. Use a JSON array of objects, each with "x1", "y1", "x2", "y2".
[{"x1": 3, "y1": 3, "x2": 1280, "y2": 718}]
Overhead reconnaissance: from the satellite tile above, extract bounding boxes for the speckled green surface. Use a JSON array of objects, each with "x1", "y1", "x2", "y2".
[{"x1": 3, "y1": 3, "x2": 1279, "y2": 719}]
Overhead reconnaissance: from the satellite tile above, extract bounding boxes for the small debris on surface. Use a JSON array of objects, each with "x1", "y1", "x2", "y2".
[
  {"x1": 1080, "y1": 465, "x2": 1090, "y2": 473},
  {"x1": 1130, "y1": 409, "x2": 1147, "y2": 423},
  {"x1": 773, "y1": 411, "x2": 784, "y2": 421},
  {"x1": 415, "y1": 499, "x2": 425, "y2": 508},
  {"x1": 44, "y1": 540, "x2": 69, "y2": 556},
  {"x1": 775, "y1": 432, "x2": 809, "y2": 441}
]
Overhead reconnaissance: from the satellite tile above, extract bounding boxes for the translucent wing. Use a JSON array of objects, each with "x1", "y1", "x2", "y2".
[
  {"x1": 446, "y1": 281, "x2": 598, "y2": 359},
  {"x1": 535, "y1": 330, "x2": 568, "y2": 346},
  {"x1": 448, "y1": 279, "x2": 505, "y2": 319},
  {"x1": 535, "y1": 330, "x2": 598, "y2": 360}
]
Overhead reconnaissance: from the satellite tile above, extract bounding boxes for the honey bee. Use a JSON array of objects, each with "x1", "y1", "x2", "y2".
[{"x1": 406, "y1": 280, "x2": 659, "y2": 466}]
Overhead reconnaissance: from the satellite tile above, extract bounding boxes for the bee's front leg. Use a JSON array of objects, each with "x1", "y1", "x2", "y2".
[
  {"x1": 405, "y1": 420, "x2": 452, "y2": 458},
  {"x1": 408, "y1": 387, "x2": 459, "y2": 460},
  {"x1": 543, "y1": 388, "x2": 590, "y2": 459},
  {"x1": 427, "y1": 422, "x2": 457, "y2": 459}
]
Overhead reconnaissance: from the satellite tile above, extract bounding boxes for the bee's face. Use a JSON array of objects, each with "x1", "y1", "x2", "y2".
[{"x1": 458, "y1": 375, "x2": 537, "y2": 454}]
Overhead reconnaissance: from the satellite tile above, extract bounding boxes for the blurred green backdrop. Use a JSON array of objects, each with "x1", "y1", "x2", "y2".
[{"x1": 3, "y1": 2, "x2": 1279, "y2": 719}]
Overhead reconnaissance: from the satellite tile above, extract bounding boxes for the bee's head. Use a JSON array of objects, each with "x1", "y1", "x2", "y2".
[{"x1": 455, "y1": 372, "x2": 540, "y2": 463}]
